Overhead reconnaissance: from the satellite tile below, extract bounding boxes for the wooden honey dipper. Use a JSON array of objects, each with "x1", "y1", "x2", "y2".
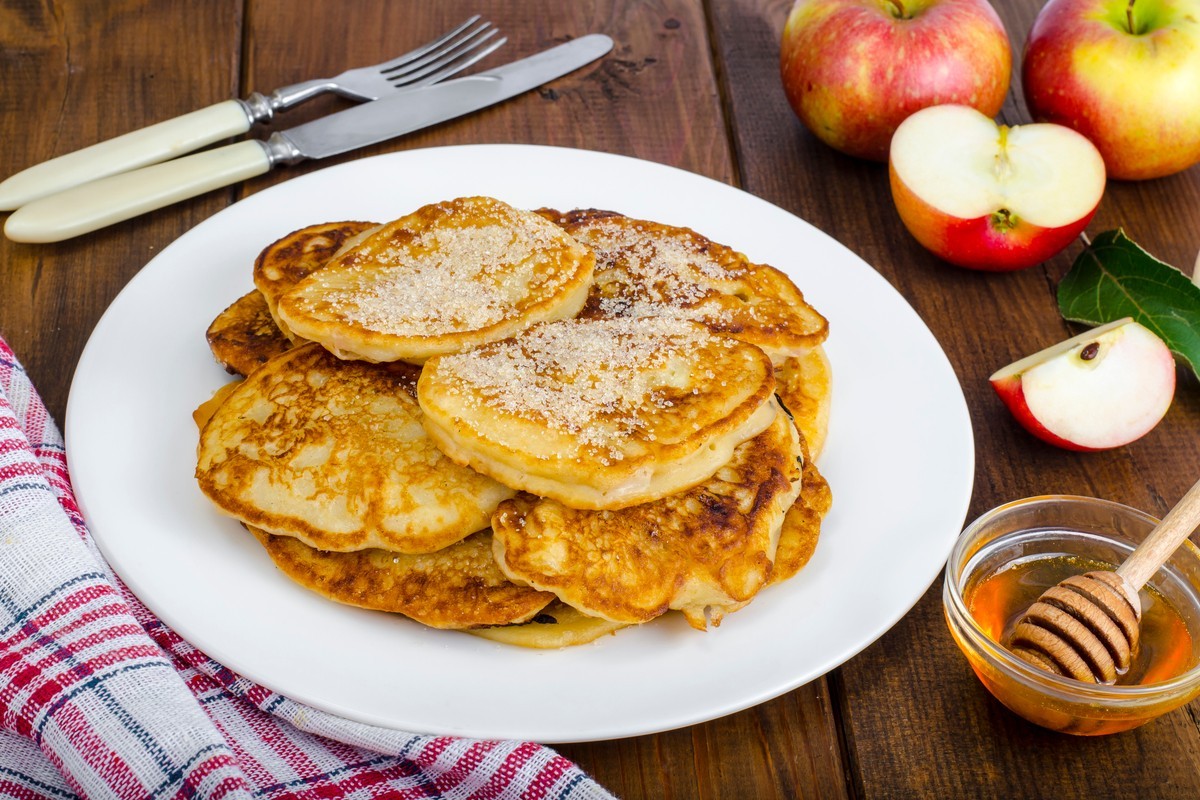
[{"x1": 1007, "y1": 477, "x2": 1200, "y2": 684}]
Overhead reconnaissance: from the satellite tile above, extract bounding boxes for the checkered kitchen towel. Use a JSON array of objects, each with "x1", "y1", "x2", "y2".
[{"x1": 0, "y1": 336, "x2": 613, "y2": 799}]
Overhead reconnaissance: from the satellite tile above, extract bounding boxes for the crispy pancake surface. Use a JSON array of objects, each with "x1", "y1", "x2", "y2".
[
  {"x1": 196, "y1": 342, "x2": 515, "y2": 553},
  {"x1": 468, "y1": 602, "x2": 627, "y2": 648},
  {"x1": 253, "y1": 220, "x2": 380, "y2": 341},
  {"x1": 277, "y1": 197, "x2": 596, "y2": 363},
  {"x1": 775, "y1": 345, "x2": 832, "y2": 460},
  {"x1": 770, "y1": 440, "x2": 832, "y2": 585},
  {"x1": 205, "y1": 291, "x2": 293, "y2": 376},
  {"x1": 539, "y1": 209, "x2": 828, "y2": 363},
  {"x1": 491, "y1": 406, "x2": 802, "y2": 629},
  {"x1": 418, "y1": 317, "x2": 778, "y2": 510},
  {"x1": 250, "y1": 528, "x2": 554, "y2": 629},
  {"x1": 192, "y1": 380, "x2": 242, "y2": 430}
]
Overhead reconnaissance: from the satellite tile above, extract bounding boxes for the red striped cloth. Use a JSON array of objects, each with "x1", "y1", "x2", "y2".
[{"x1": 0, "y1": 337, "x2": 613, "y2": 800}]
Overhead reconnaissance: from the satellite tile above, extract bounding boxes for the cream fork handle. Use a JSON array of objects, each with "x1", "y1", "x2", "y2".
[
  {"x1": 4, "y1": 139, "x2": 271, "y2": 243},
  {"x1": 0, "y1": 100, "x2": 252, "y2": 210}
]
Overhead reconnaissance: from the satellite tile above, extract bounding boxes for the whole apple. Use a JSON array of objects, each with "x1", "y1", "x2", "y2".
[
  {"x1": 779, "y1": 0, "x2": 1012, "y2": 161},
  {"x1": 1022, "y1": 0, "x2": 1200, "y2": 180}
]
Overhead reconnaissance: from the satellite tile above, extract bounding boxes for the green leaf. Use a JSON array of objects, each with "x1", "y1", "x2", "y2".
[{"x1": 1058, "y1": 229, "x2": 1200, "y2": 379}]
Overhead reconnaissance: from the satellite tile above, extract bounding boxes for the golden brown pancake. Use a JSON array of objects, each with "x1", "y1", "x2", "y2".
[
  {"x1": 277, "y1": 197, "x2": 596, "y2": 363},
  {"x1": 769, "y1": 439, "x2": 832, "y2": 585},
  {"x1": 205, "y1": 291, "x2": 293, "y2": 376},
  {"x1": 196, "y1": 342, "x2": 515, "y2": 554},
  {"x1": 252, "y1": 220, "x2": 380, "y2": 341},
  {"x1": 192, "y1": 380, "x2": 242, "y2": 430},
  {"x1": 490, "y1": 406, "x2": 803, "y2": 630},
  {"x1": 775, "y1": 345, "x2": 832, "y2": 460},
  {"x1": 418, "y1": 317, "x2": 779, "y2": 510},
  {"x1": 250, "y1": 527, "x2": 554, "y2": 629},
  {"x1": 467, "y1": 602, "x2": 627, "y2": 648},
  {"x1": 539, "y1": 208, "x2": 828, "y2": 363}
]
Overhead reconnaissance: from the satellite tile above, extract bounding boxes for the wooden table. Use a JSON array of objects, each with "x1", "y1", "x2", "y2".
[{"x1": 3, "y1": 1, "x2": 1199, "y2": 797}]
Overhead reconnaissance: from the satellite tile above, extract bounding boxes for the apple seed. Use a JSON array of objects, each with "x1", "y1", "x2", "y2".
[{"x1": 1080, "y1": 342, "x2": 1100, "y2": 361}]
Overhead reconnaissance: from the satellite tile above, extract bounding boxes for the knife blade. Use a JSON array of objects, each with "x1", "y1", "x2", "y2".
[{"x1": 4, "y1": 34, "x2": 613, "y2": 243}]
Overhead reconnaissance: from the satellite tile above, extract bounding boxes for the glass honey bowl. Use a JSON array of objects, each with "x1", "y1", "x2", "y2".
[{"x1": 943, "y1": 495, "x2": 1200, "y2": 735}]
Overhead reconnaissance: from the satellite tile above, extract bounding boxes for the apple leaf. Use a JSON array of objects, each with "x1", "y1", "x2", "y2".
[{"x1": 1057, "y1": 229, "x2": 1200, "y2": 379}]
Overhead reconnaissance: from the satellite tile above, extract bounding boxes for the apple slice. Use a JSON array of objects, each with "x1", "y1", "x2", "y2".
[
  {"x1": 990, "y1": 318, "x2": 1176, "y2": 451},
  {"x1": 889, "y1": 104, "x2": 1106, "y2": 271}
]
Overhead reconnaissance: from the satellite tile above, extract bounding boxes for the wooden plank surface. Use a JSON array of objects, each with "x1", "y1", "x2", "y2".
[
  {"x1": 238, "y1": 1, "x2": 735, "y2": 192},
  {"x1": 0, "y1": 0, "x2": 243, "y2": 423},
  {"x1": 2, "y1": 1, "x2": 1200, "y2": 798},
  {"x1": 710, "y1": 0, "x2": 1200, "y2": 797}
]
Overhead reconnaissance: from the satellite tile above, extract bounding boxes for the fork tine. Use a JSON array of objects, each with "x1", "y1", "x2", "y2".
[
  {"x1": 401, "y1": 35, "x2": 507, "y2": 87},
  {"x1": 369, "y1": 15, "x2": 483, "y2": 74},
  {"x1": 384, "y1": 22, "x2": 496, "y2": 80},
  {"x1": 387, "y1": 29, "x2": 505, "y2": 87}
]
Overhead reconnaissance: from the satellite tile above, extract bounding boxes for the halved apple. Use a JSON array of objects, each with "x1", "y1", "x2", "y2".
[
  {"x1": 990, "y1": 318, "x2": 1176, "y2": 451},
  {"x1": 889, "y1": 104, "x2": 1106, "y2": 271}
]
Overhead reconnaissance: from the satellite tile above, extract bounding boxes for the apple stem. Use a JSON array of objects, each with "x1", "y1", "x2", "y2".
[
  {"x1": 1126, "y1": 0, "x2": 1138, "y2": 34},
  {"x1": 886, "y1": 0, "x2": 908, "y2": 18}
]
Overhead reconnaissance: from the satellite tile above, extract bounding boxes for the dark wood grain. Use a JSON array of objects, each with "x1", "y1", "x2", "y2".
[
  {"x1": 710, "y1": 0, "x2": 1200, "y2": 797},
  {"x1": 0, "y1": 0, "x2": 243, "y2": 423},
  {"x1": 3, "y1": 0, "x2": 1200, "y2": 798},
  {"x1": 239, "y1": 0, "x2": 735, "y2": 191}
]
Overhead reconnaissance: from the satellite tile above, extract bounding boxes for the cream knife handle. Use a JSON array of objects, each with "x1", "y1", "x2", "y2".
[
  {"x1": 0, "y1": 100, "x2": 253, "y2": 210},
  {"x1": 4, "y1": 140, "x2": 272, "y2": 243}
]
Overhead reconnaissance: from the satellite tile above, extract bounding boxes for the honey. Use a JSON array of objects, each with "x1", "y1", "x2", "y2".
[
  {"x1": 966, "y1": 553, "x2": 1196, "y2": 686},
  {"x1": 947, "y1": 521, "x2": 1200, "y2": 735}
]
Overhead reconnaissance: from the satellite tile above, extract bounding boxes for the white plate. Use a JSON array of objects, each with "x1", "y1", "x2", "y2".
[{"x1": 66, "y1": 144, "x2": 974, "y2": 743}]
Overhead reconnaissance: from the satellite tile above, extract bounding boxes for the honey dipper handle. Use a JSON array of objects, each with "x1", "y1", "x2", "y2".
[{"x1": 1117, "y1": 476, "x2": 1200, "y2": 592}]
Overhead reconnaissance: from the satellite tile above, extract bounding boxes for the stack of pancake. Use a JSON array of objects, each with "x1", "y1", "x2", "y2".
[{"x1": 196, "y1": 196, "x2": 832, "y2": 648}]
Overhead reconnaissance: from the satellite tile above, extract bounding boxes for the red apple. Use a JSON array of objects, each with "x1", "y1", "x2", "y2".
[
  {"x1": 889, "y1": 104, "x2": 1106, "y2": 271},
  {"x1": 779, "y1": 0, "x2": 1012, "y2": 162},
  {"x1": 1022, "y1": 0, "x2": 1200, "y2": 181},
  {"x1": 990, "y1": 318, "x2": 1176, "y2": 451}
]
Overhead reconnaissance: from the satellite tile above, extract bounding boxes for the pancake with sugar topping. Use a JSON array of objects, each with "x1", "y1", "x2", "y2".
[
  {"x1": 250, "y1": 528, "x2": 554, "y2": 629},
  {"x1": 252, "y1": 220, "x2": 380, "y2": 342},
  {"x1": 491, "y1": 403, "x2": 802, "y2": 630},
  {"x1": 277, "y1": 197, "x2": 595, "y2": 363},
  {"x1": 206, "y1": 290, "x2": 293, "y2": 376},
  {"x1": 417, "y1": 317, "x2": 778, "y2": 510},
  {"x1": 539, "y1": 209, "x2": 828, "y2": 364},
  {"x1": 197, "y1": 342, "x2": 515, "y2": 553}
]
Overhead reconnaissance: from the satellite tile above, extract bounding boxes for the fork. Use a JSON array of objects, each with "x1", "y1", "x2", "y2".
[
  {"x1": 0, "y1": 17, "x2": 505, "y2": 210},
  {"x1": 254, "y1": 16, "x2": 505, "y2": 116}
]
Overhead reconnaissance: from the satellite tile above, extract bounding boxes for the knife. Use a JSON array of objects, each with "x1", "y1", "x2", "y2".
[
  {"x1": 0, "y1": 17, "x2": 505, "y2": 212},
  {"x1": 4, "y1": 34, "x2": 613, "y2": 244}
]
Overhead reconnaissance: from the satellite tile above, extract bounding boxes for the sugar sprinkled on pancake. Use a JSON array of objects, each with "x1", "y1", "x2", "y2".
[
  {"x1": 539, "y1": 209, "x2": 828, "y2": 363},
  {"x1": 277, "y1": 197, "x2": 595, "y2": 363},
  {"x1": 418, "y1": 317, "x2": 778, "y2": 509},
  {"x1": 253, "y1": 220, "x2": 380, "y2": 342}
]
